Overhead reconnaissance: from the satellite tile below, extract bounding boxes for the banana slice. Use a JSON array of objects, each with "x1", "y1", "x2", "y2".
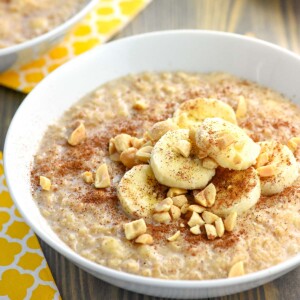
[
  {"x1": 210, "y1": 167, "x2": 261, "y2": 217},
  {"x1": 117, "y1": 165, "x2": 167, "y2": 219},
  {"x1": 150, "y1": 129, "x2": 215, "y2": 189},
  {"x1": 256, "y1": 141, "x2": 299, "y2": 196},
  {"x1": 173, "y1": 98, "x2": 237, "y2": 129},
  {"x1": 196, "y1": 118, "x2": 260, "y2": 170}
]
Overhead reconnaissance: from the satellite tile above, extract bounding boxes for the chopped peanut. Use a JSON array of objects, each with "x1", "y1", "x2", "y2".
[
  {"x1": 152, "y1": 212, "x2": 171, "y2": 224},
  {"x1": 202, "y1": 211, "x2": 219, "y2": 224},
  {"x1": 148, "y1": 119, "x2": 178, "y2": 141},
  {"x1": 174, "y1": 140, "x2": 191, "y2": 158},
  {"x1": 133, "y1": 100, "x2": 148, "y2": 110},
  {"x1": 124, "y1": 219, "x2": 147, "y2": 240},
  {"x1": 40, "y1": 176, "x2": 51, "y2": 191},
  {"x1": 235, "y1": 96, "x2": 247, "y2": 118},
  {"x1": 114, "y1": 134, "x2": 132, "y2": 153},
  {"x1": 172, "y1": 195, "x2": 188, "y2": 208},
  {"x1": 190, "y1": 225, "x2": 201, "y2": 235},
  {"x1": 120, "y1": 147, "x2": 139, "y2": 168},
  {"x1": 154, "y1": 198, "x2": 173, "y2": 212},
  {"x1": 187, "y1": 212, "x2": 205, "y2": 227},
  {"x1": 188, "y1": 205, "x2": 205, "y2": 214},
  {"x1": 108, "y1": 138, "x2": 116, "y2": 155},
  {"x1": 95, "y1": 163, "x2": 111, "y2": 188},
  {"x1": 180, "y1": 203, "x2": 190, "y2": 214},
  {"x1": 215, "y1": 218, "x2": 225, "y2": 237},
  {"x1": 205, "y1": 224, "x2": 217, "y2": 240},
  {"x1": 68, "y1": 123, "x2": 86, "y2": 146},
  {"x1": 167, "y1": 230, "x2": 181, "y2": 242},
  {"x1": 228, "y1": 261, "x2": 245, "y2": 277},
  {"x1": 257, "y1": 165, "x2": 277, "y2": 177},
  {"x1": 109, "y1": 152, "x2": 121, "y2": 162},
  {"x1": 169, "y1": 205, "x2": 181, "y2": 220},
  {"x1": 202, "y1": 157, "x2": 218, "y2": 169},
  {"x1": 136, "y1": 146, "x2": 153, "y2": 162},
  {"x1": 167, "y1": 187, "x2": 187, "y2": 198},
  {"x1": 256, "y1": 152, "x2": 269, "y2": 168},
  {"x1": 131, "y1": 137, "x2": 145, "y2": 149},
  {"x1": 216, "y1": 133, "x2": 235, "y2": 149},
  {"x1": 224, "y1": 211, "x2": 237, "y2": 232},
  {"x1": 135, "y1": 233, "x2": 153, "y2": 245},
  {"x1": 193, "y1": 183, "x2": 216, "y2": 207},
  {"x1": 287, "y1": 137, "x2": 300, "y2": 152},
  {"x1": 82, "y1": 171, "x2": 93, "y2": 183}
]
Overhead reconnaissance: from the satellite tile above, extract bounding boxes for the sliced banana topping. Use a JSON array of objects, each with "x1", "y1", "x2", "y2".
[
  {"x1": 150, "y1": 129, "x2": 215, "y2": 189},
  {"x1": 173, "y1": 97, "x2": 237, "y2": 129},
  {"x1": 209, "y1": 167, "x2": 260, "y2": 217},
  {"x1": 117, "y1": 165, "x2": 167, "y2": 219},
  {"x1": 196, "y1": 118, "x2": 261, "y2": 170},
  {"x1": 256, "y1": 141, "x2": 299, "y2": 196}
]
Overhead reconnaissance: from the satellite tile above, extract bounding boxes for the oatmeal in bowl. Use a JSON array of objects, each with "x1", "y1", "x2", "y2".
[
  {"x1": 4, "y1": 31, "x2": 300, "y2": 298},
  {"x1": 31, "y1": 71, "x2": 300, "y2": 280}
]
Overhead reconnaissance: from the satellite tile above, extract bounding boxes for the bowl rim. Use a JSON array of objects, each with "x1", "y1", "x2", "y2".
[
  {"x1": 4, "y1": 30, "x2": 300, "y2": 289},
  {"x1": 0, "y1": 0, "x2": 98, "y2": 56}
]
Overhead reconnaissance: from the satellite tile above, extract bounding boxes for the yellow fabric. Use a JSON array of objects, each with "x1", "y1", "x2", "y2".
[
  {"x1": 0, "y1": 0, "x2": 151, "y2": 93},
  {"x1": 0, "y1": 152, "x2": 61, "y2": 299}
]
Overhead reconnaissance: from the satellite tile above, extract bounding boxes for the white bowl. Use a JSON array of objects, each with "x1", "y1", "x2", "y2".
[
  {"x1": 0, "y1": 0, "x2": 98, "y2": 72},
  {"x1": 4, "y1": 31, "x2": 300, "y2": 299}
]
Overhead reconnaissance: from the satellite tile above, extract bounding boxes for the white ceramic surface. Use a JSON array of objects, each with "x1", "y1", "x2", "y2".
[
  {"x1": 4, "y1": 31, "x2": 300, "y2": 299},
  {"x1": 0, "y1": 0, "x2": 98, "y2": 72}
]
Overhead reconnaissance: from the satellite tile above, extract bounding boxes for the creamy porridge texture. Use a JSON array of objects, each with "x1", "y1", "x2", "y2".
[
  {"x1": 31, "y1": 72, "x2": 300, "y2": 280},
  {"x1": 0, "y1": 0, "x2": 85, "y2": 48}
]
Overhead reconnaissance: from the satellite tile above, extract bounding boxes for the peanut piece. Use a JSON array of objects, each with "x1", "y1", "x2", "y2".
[
  {"x1": 131, "y1": 137, "x2": 145, "y2": 149},
  {"x1": 114, "y1": 134, "x2": 132, "y2": 153},
  {"x1": 257, "y1": 165, "x2": 277, "y2": 177},
  {"x1": 256, "y1": 152, "x2": 269, "y2": 168},
  {"x1": 152, "y1": 212, "x2": 171, "y2": 224},
  {"x1": 205, "y1": 224, "x2": 217, "y2": 240},
  {"x1": 110, "y1": 152, "x2": 121, "y2": 162},
  {"x1": 180, "y1": 203, "x2": 190, "y2": 214},
  {"x1": 172, "y1": 195, "x2": 188, "y2": 208},
  {"x1": 82, "y1": 171, "x2": 93, "y2": 183},
  {"x1": 95, "y1": 163, "x2": 111, "y2": 188},
  {"x1": 167, "y1": 230, "x2": 181, "y2": 242},
  {"x1": 135, "y1": 233, "x2": 153, "y2": 245},
  {"x1": 215, "y1": 218, "x2": 225, "y2": 237},
  {"x1": 193, "y1": 183, "x2": 216, "y2": 207},
  {"x1": 167, "y1": 187, "x2": 187, "y2": 198},
  {"x1": 187, "y1": 212, "x2": 205, "y2": 227},
  {"x1": 40, "y1": 176, "x2": 51, "y2": 191},
  {"x1": 68, "y1": 123, "x2": 86, "y2": 146},
  {"x1": 228, "y1": 261, "x2": 245, "y2": 277},
  {"x1": 202, "y1": 157, "x2": 218, "y2": 169},
  {"x1": 188, "y1": 205, "x2": 206, "y2": 214},
  {"x1": 216, "y1": 133, "x2": 235, "y2": 149},
  {"x1": 133, "y1": 100, "x2": 148, "y2": 110},
  {"x1": 190, "y1": 225, "x2": 201, "y2": 235},
  {"x1": 235, "y1": 96, "x2": 247, "y2": 118},
  {"x1": 224, "y1": 211, "x2": 237, "y2": 232},
  {"x1": 148, "y1": 119, "x2": 178, "y2": 141},
  {"x1": 136, "y1": 146, "x2": 153, "y2": 162},
  {"x1": 120, "y1": 147, "x2": 139, "y2": 168},
  {"x1": 124, "y1": 219, "x2": 147, "y2": 240},
  {"x1": 174, "y1": 140, "x2": 191, "y2": 158},
  {"x1": 108, "y1": 138, "x2": 116, "y2": 155},
  {"x1": 287, "y1": 137, "x2": 300, "y2": 152},
  {"x1": 154, "y1": 198, "x2": 173, "y2": 212},
  {"x1": 169, "y1": 205, "x2": 181, "y2": 220},
  {"x1": 202, "y1": 211, "x2": 219, "y2": 224}
]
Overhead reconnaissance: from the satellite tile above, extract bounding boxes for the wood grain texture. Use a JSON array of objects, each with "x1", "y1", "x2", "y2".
[{"x1": 1, "y1": 0, "x2": 300, "y2": 299}]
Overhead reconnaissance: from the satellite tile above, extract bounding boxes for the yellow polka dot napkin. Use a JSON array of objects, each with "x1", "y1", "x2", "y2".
[
  {"x1": 0, "y1": 0, "x2": 152, "y2": 93},
  {"x1": 0, "y1": 152, "x2": 61, "y2": 300}
]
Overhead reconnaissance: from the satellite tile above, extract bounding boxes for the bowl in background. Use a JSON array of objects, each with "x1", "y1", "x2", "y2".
[
  {"x1": 0, "y1": 0, "x2": 98, "y2": 73},
  {"x1": 4, "y1": 31, "x2": 300, "y2": 298}
]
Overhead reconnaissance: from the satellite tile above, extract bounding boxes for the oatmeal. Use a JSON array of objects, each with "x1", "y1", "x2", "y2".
[
  {"x1": 0, "y1": 0, "x2": 86, "y2": 48},
  {"x1": 31, "y1": 72, "x2": 300, "y2": 280}
]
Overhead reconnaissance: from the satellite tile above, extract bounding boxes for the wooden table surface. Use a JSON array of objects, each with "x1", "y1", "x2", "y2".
[{"x1": 1, "y1": 0, "x2": 300, "y2": 299}]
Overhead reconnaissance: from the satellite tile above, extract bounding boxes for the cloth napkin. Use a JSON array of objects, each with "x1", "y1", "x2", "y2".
[
  {"x1": 0, "y1": 0, "x2": 151, "y2": 93},
  {"x1": 0, "y1": 152, "x2": 61, "y2": 300}
]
